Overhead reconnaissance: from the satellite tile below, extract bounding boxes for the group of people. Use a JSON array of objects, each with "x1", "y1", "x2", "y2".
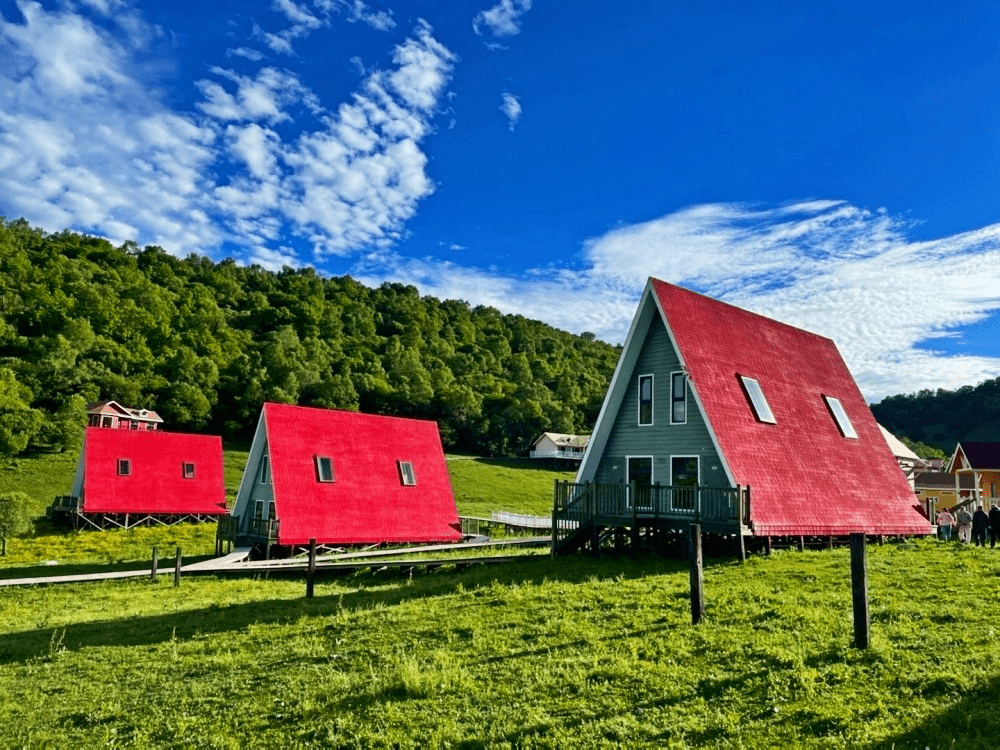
[{"x1": 936, "y1": 504, "x2": 1000, "y2": 547}]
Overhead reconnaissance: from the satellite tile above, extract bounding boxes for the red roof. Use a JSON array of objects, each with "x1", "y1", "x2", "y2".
[
  {"x1": 261, "y1": 403, "x2": 461, "y2": 546},
  {"x1": 81, "y1": 427, "x2": 226, "y2": 515},
  {"x1": 651, "y1": 279, "x2": 929, "y2": 536}
]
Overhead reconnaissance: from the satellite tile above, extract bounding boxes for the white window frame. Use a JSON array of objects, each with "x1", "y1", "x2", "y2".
[
  {"x1": 182, "y1": 462, "x2": 196, "y2": 479},
  {"x1": 823, "y1": 395, "x2": 858, "y2": 439},
  {"x1": 260, "y1": 455, "x2": 270, "y2": 484},
  {"x1": 670, "y1": 371, "x2": 687, "y2": 425},
  {"x1": 739, "y1": 375, "x2": 777, "y2": 424},
  {"x1": 637, "y1": 374, "x2": 654, "y2": 426},
  {"x1": 315, "y1": 455, "x2": 335, "y2": 483},
  {"x1": 398, "y1": 460, "x2": 417, "y2": 486}
]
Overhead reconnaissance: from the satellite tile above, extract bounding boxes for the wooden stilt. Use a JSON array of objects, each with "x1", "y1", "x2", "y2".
[
  {"x1": 150, "y1": 546, "x2": 158, "y2": 582},
  {"x1": 689, "y1": 524, "x2": 704, "y2": 624},
  {"x1": 851, "y1": 533, "x2": 869, "y2": 649},
  {"x1": 173, "y1": 546, "x2": 182, "y2": 587},
  {"x1": 306, "y1": 538, "x2": 316, "y2": 598}
]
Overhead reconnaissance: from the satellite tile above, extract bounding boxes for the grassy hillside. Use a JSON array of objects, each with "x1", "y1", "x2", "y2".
[
  {"x1": 0, "y1": 540, "x2": 998, "y2": 747},
  {"x1": 447, "y1": 456, "x2": 576, "y2": 517}
]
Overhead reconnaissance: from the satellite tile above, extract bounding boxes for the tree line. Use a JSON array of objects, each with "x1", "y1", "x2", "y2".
[
  {"x1": 0, "y1": 218, "x2": 621, "y2": 457},
  {"x1": 871, "y1": 378, "x2": 1000, "y2": 456}
]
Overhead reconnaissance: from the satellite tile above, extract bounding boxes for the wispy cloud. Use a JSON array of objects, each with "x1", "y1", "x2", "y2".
[
  {"x1": 326, "y1": 0, "x2": 396, "y2": 31},
  {"x1": 0, "y1": 2, "x2": 455, "y2": 269},
  {"x1": 353, "y1": 201, "x2": 1000, "y2": 400},
  {"x1": 473, "y1": 0, "x2": 532, "y2": 38},
  {"x1": 499, "y1": 92, "x2": 521, "y2": 130}
]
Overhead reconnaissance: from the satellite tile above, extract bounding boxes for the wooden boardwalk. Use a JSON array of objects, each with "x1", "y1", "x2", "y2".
[{"x1": 0, "y1": 538, "x2": 548, "y2": 588}]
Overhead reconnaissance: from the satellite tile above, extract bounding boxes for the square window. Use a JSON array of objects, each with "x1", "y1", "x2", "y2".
[
  {"x1": 638, "y1": 374, "x2": 654, "y2": 426},
  {"x1": 823, "y1": 395, "x2": 857, "y2": 439},
  {"x1": 315, "y1": 455, "x2": 335, "y2": 483},
  {"x1": 739, "y1": 376, "x2": 777, "y2": 424},
  {"x1": 398, "y1": 461, "x2": 417, "y2": 486},
  {"x1": 117, "y1": 459, "x2": 131, "y2": 476},
  {"x1": 182, "y1": 462, "x2": 196, "y2": 479}
]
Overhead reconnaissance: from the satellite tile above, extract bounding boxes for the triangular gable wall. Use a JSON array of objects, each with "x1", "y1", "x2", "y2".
[{"x1": 232, "y1": 408, "x2": 275, "y2": 534}]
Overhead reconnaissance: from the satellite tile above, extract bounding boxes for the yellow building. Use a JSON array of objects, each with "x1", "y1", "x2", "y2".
[{"x1": 947, "y1": 442, "x2": 1000, "y2": 511}]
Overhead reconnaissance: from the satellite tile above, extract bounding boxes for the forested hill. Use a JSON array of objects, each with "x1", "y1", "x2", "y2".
[
  {"x1": 0, "y1": 218, "x2": 620, "y2": 456},
  {"x1": 871, "y1": 378, "x2": 1000, "y2": 454}
]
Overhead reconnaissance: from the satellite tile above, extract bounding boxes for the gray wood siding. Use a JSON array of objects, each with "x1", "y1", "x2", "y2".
[{"x1": 595, "y1": 320, "x2": 729, "y2": 488}]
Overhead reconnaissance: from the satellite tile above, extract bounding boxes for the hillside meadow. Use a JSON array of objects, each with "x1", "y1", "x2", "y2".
[{"x1": 0, "y1": 540, "x2": 999, "y2": 747}]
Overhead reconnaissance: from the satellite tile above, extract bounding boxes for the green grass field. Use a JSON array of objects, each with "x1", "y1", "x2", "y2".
[{"x1": 1, "y1": 539, "x2": 999, "y2": 747}]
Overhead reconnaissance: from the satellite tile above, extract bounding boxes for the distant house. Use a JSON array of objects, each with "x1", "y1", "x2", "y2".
[
  {"x1": 530, "y1": 433, "x2": 590, "y2": 462},
  {"x1": 87, "y1": 400, "x2": 163, "y2": 431},
  {"x1": 49, "y1": 427, "x2": 226, "y2": 529},
  {"x1": 555, "y1": 278, "x2": 930, "y2": 555},
  {"x1": 878, "y1": 424, "x2": 925, "y2": 488},
  {"x1": 914, "y1": 470, "x2": 975, "y2": 518},
  {"x1": 947, "y1": 441, "x2": 1000, "y2": 509},
  {"x1": 227, "y1": 403, "x2": 462, "y2": 551}
]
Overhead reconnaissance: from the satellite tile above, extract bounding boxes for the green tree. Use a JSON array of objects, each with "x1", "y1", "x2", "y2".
[
  {"x1": 0, "y1": 367, "x2": 43, "y2": 456},
  {"x1": 0, "y1": 490, "x2": 32, "y2": 555}
]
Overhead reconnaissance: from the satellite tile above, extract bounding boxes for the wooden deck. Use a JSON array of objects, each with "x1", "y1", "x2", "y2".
[{"x1": 552, "y1": 481, "x2": 751, "y2": 555}]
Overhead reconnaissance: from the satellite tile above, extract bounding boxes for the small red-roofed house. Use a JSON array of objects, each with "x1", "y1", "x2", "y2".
[
  {"x1": 228, "y1": 403, "x2": 462, "y2": 550},
  {"x1": 50, "y1": 427, "x2": 227, "y2": 529},
  {"x1": 557, "y1": 278, "x2": 929, "y2": 554}
]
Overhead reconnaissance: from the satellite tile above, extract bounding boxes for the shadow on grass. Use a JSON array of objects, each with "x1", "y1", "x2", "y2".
[
  {"x1": 0, "y1": 554, "x2": 692, "y2": 665},
  {"x1": 871, "y1": 674, "x2": 1000, "y2": 749}
]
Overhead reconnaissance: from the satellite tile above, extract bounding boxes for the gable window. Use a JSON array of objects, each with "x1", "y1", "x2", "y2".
[
  {"x1": 671, "y1": 371, "x2": 687, "y2": 424},
  {"x1": 260, "y1": 455, "x2": 270, "y2": 484},
  {"x1": 182, "y1": 462, "x2": 196, "y2": 479},
  {"x1": 638, "y1": 374, "x2": 654, "y2": 426},
  {"x1": 823, "y1": 395, "x2": 857, "y2": 439},
  {"x1": 739, "y1": 376, "x2": 777, "y2": 424},
  {"x1": 398, "y1": 461, "x2": 417, "y2": 486},
  {"x1": 117, "y1": 459, "x2": 131, "y2": 476},
  {"x1": 315, "y1": 455, "x2": 335, "y2": 483}
]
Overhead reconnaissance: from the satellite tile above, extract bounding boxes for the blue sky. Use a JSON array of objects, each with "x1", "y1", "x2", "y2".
[{"x1": 3, "y1": 0, "x2": 1000, "y2": 401}]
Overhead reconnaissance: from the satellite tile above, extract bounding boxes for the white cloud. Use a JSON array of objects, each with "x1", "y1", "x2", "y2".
[
  {"x1": 473, "y1": 0, "x2": 532, "y2": 38},
  {"x1": 499, "y1": 92, "x2": 521, "y2": 130},
  {"x1": 1, "y1": 3, "x2": 455, "y2": 263},
  {"x1": 324, "y1": 0, "x2": 396, "y2": 31},
  {"x1": 352, "y1": 202, "x2": 1000, "y2": 401}
]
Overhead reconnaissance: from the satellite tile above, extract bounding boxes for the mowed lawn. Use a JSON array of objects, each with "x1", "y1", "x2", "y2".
[{"x1": 0, "y1": 540, "x2": 999, "y2": 747}]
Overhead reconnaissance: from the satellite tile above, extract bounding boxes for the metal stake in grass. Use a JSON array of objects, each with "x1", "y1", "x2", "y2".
[
  {"x1": 689, "y1": 523, "x2": 704, "y2": 625},
  {"x1": 150, "y1": 546, "x2": 158, "y2": 582},
  {"x1": 174, "y1": 546, "x2": 182, "y2": 588},
  {"x1": 850, "y1": 533, "x2": 869, "y2": 649}
]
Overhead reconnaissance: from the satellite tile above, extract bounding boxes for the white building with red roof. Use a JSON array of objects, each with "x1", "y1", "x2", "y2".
[
  {"x1": 558, "y1": 278, "x2": 929, "y2": 552},
  {"x1": 229, "y1": 403, "x2": 462, "y2": 550}
]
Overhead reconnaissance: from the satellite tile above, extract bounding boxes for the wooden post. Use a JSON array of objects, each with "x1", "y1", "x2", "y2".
[
  {"x1": 551, "y1": 480, "x2": 560, "y2": 558},
  {"x1": 631, "y1": 481, "x2": 639, "y2": 556},
  {"x1": 851, "y1": 533, "x2": 869, "y2": 649},
  {"x1": 150, "y1": 546, "x2": 158, "y2": 582},
  {"x1": 798, "y1": 535, "x2": 805, "y2": 552},
  {"x1": 765, "y1": 535, "x2": 772, "y2": 556},
  {"x1": 306, "y1": 538, "x2": 317, "y2": 598},
  {"x1": 173, "y1": 546, "x2": 182, "y2": 588},
  {"x1": 737, "y1": 532, "x2": 746, "y2": 563},
  {"x1": 591, "y1": 523, "x2": 601, "y2": 557},
  {"x1": 827, "y1": 535, "x2": 834, "y2": 550},
  {"x1": 689, "y1": 523, "x2": 704, "y2": 625}
]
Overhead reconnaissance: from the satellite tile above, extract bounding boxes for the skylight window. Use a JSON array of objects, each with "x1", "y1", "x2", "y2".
[
  {"x1": 739, "y1": 376, "x2": 776, "y2": 424},
  {"x1": 182, "y1": 462, "x2": 196, "y2": 479},
  {"x1": 315, "y1": 455, "x2": 335, "y2": 483},
  {"x1": 117, "y1": 459, "x2": 131, "y2": 476},
  {"x1": 824, "y1": 396, "x2": 858, "y2": 439},
  {"x1": 398, "y1": 461, "x2": 417, "y2": 486}
]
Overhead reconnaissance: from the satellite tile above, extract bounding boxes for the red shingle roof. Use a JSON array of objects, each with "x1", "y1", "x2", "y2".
[
  {"x1": 262, "y1": 403, "x2": 462, "y2": 546},
  {"x1": 81, "y1": 427, "x2": 226, "y2": 515},
  {"x1": 651, "y1": 279, "x2": 928, "y2": 536}
]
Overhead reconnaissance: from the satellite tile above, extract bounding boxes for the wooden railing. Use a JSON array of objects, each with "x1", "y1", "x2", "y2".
[
  {"x1": 49, "y1": 495, "x2": 81, "y2": 511},
  {"x1": 247, "y1": 517, "x2": 280, "y2": 544},
  {"x1": 552, "y1": 480, "x2": 750, "y2": 548}
]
